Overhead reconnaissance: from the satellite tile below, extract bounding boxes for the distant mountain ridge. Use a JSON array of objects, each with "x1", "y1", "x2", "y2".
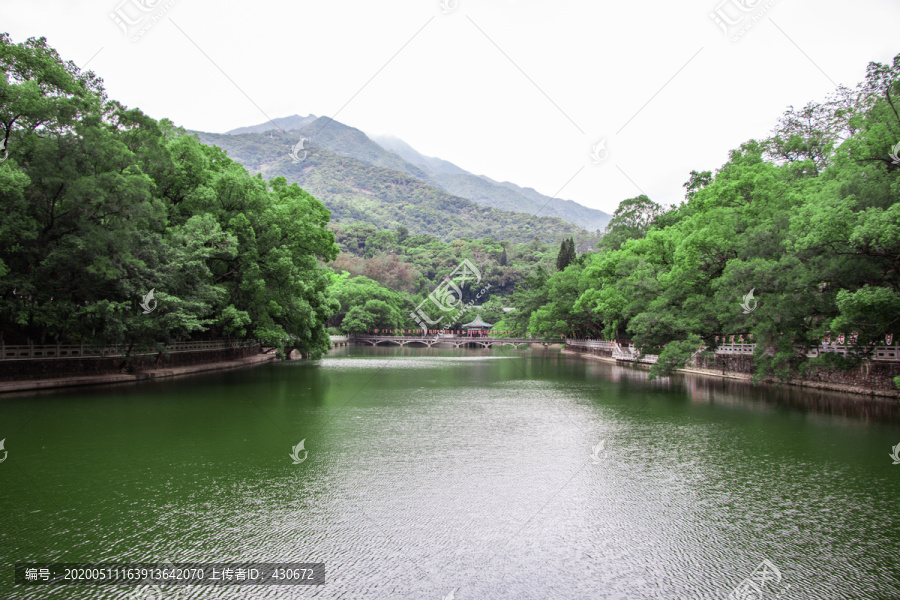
[
  {"x1": 194, "y1": 119, "x2": 601, "y2": 249},
  {"x1": 369, "y1": 134, "x2": 468, "y2": 176},
  {"x1": 226, "y1": 114, "x2": 317, "y2": 135},
  {"x1": 221, "y1": 115, "x2": 611, "y2": 233},
  {"x1": 369, "y1": 134, "x2": 610, "y2": 232}
]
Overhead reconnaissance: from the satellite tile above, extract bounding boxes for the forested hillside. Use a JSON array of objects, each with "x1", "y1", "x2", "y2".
[
  {"x1": 517, "y1": 54, "x2": 900, "y2": 382},
  {"x1": 321, "y1": 53, "x2": 900, "y2": 378},
  {"x1": 322, "y1": 222, "x2": 569, "y2": 334},
  {"x1": 195, "y1": 121, "x2": 610, "y2": 240},
  {"x1": 370, "y1": 133, "x2": 613, "y2": 232},
  {"x1": 0, "y1": 34, "x2": 579, "y2": 354},
  {"x1": 0, "y1": 35, "x2": 338, "y2": 357},
  {"x1": 2, "y1": 32, "x2": 896, "y2": 389},
  {"x1": 196, "y1": 128, "x2": 595, "y2": 245}
]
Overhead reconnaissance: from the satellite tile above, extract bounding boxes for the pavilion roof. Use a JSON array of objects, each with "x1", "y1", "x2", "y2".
[{"x1": 462, "y1": 316, "x2": 493, "y2": 328}]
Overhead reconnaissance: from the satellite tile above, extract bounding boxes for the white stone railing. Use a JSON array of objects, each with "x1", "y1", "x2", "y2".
[
  {"x1": 713, "y1": 343, "x2": 755, "y2": 355},
  {"x1": 612, "y1": 347, "x2": 659, "y2": 364},
  {"x1": 565, "y1": 338, "x2": 615, "y2": 349},
  {"x1": 566, "y1": 339, "x2": 900, "y2": 363},
  {"x1": 351, "y1": 335, "x2": 536, "y2": 343},
  {"x1": 0, "y1": 339, "x2": 257, "y2": 360}
]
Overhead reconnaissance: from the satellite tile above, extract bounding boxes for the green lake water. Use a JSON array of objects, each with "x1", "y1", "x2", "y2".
[{"x1": 1, "y1": 345, "x2": 899, "y2": 599}]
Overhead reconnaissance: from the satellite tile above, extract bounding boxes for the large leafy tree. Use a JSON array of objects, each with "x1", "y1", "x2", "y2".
[
  {"x1": 0, "y1": 35, "x2": 338, "y2": 357},
  {"x1": 342, "y1": 300, "x2": 403, "y2": 334},
  {"x1": 530, "y1": 254, "x2": 603, "y2": 339},
  {"x1": 505, "y1": 266, "x2": 550, "y2": 335},
  {"x1": 558, "y1": 53, "x2": 899, "y2": 380},
  {"x1": 598, "y1": 195, "x2": 665, "y2": 252},
  {"x1": 327, "y1": 273, "x2": 407, "y2": 332}
]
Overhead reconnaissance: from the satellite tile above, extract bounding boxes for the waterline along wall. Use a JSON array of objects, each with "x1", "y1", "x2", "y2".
[
  {"x1": 565, "y1": 339, "x2": 900, "y2": 398},
  {"x1": 0, "y1": 341, "x2": 260, "y2": 382}
]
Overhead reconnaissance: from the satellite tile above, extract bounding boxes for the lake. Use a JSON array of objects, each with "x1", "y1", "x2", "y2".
[{"x1": 2, "y1": 345, "x2": 899, "y2": 599}]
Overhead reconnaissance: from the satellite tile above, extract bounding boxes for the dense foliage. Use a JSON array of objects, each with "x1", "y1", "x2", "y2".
[
  {"x1": 3, "y1": 33, "x2": 895, "y2": 387},
  {"x1": 324, "y1": 223, "x2": 561, "y2": 333},
  {"x1": 519, "y1": 54, "x2": 900, "y2": 380},
  {"x1": 0, "y1": 35, "x2": 339, "y2": 357},
  {"x1": 312, "y1": 54, "x2": 900, "y2": 361}
]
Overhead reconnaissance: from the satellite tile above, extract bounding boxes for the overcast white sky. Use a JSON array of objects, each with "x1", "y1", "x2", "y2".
[{"x1": 3, "y1": 0, "x2": 898, "y2": 214}]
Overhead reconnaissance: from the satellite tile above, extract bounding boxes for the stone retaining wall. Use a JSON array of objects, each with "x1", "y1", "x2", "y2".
[
  {"x1": 693, "y1": 353, "x2": 755, "y2": 374},
  {"x1": 566, "y1": 345, "x2": 614, "y2": 359},
  {"x1": 566, "y1": 345, "x2": 900, "y2": 398},
  {"x1": 691, "y1": 353, "x2": 900, "y2": 396},
  {"x1": 0, "y1": 345, "x2": 261, "y2": 382}
]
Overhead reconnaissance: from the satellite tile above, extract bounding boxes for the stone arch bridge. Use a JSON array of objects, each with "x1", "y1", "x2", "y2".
[{"x1": 349, "y1": 335, "x2": 548, "y2": 349}]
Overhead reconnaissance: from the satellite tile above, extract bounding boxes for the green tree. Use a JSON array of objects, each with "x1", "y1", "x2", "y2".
[
  {"x1": 556, "y1": 237, "x2": 576, "y2": 271},
  {"x1": 599, "y1": 195, "x2": 664, "y2": 252},
  {"x1": 327, "y1": 273, "x2": 408, "y2": 333},
  {"x1": 0, "y1": 35, "x2": 339, "y2": 358},
  {"x1": 530, "y1": 254, "x2": 602, "y2": 339},
  {"x1": 507, "y1": 266, "x2": 550, "y2": 335},
  {"x1": 342, "y1": 299, "x2": 402, "y2": 333}
]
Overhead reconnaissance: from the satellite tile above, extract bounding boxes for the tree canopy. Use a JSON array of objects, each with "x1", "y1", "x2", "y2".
[
  {"x1": 0, "y1": 34, "x2": 338, "y2": 357},
  {"x1": 3, "y1": 34, "x2": 895, "y2": 382},
  {"x1": 532, "y1": 53, "x2": 900, "y2": 379}
]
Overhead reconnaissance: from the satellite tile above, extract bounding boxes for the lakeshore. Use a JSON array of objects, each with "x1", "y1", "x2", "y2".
[
  {"x1": 4, "y1": 342, "x2": 898, "y2": 399},
  {"x1": 562, "y1": 347, "x2": 900, "y2": 400},
  {"x1": 0, "y1": 353, "x2": 277, "y2": 394}
]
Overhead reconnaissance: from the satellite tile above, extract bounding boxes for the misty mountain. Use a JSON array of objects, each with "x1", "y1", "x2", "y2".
[
  {"x1": 369, "y1": 134, "x2": 468, "y2": 176},
  {"x1": 226, "y1": 114, "x2": 318, "y2": 135},
  {"x1": 194, "y1": 124, "x2": 601, "y2": 248},
  {"x1": 370, "y1": 133, "x2": 611, "y2": 232},
  {"x1": 219, "y1": 115, "x2": 611, "y2": 232}
]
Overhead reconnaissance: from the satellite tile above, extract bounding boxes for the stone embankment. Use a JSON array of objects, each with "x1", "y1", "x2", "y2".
[
  {"x1": 564, "y1": 340, "x2": 900, "y2": 398},
  {"x1": 0, "y1": 344, "x2": 274, "y2": 394}
]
